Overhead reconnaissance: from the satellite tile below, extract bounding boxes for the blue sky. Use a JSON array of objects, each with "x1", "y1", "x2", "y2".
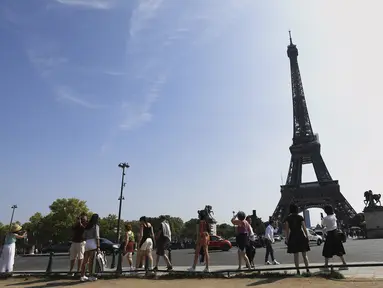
[{"x1": 1, "y1": 0, "x2": 382, "y2": 227}]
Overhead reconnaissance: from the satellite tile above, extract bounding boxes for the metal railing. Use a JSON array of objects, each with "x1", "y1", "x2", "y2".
[{"x1": 8, "y1": 249, "x2": 383, "y2": 278}]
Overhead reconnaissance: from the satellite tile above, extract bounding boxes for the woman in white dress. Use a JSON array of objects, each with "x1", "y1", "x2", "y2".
[{"x1": 0, "y1": 224, "x2": 26, "y2": 273}]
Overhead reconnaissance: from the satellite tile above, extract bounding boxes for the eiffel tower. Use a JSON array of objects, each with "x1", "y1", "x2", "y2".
[{"x1": 272, "y1": 32, "x2": 356, "y2": 225}]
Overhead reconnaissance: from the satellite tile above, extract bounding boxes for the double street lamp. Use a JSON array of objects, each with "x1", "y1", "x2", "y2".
[{"x1": 111, "y1": 162, "x2": 130, "y2": 269}]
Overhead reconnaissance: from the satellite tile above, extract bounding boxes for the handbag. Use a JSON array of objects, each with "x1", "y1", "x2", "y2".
[{"x1": 93, "y1": 251, "x2": 107, "y2": 273}]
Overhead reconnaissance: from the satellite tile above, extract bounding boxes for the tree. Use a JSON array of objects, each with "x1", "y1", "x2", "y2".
[
  {"x1": 253, "y1": 217, "x2": 265, "y2": 236},
  {"x1": 99, "y1": 214, "x2": 125, "y2": 242},
  {"x1": 217, "y1": 223, "x2": 235, "y2": 239},
  {"x1": 181, "y1": 218, "x2": 199, "y2": 239}
]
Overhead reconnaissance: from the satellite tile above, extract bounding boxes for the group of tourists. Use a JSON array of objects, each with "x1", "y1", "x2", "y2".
[
  {"x1": 189, "y1": 203, "x2": 348, "y2": 275},
  {"x1": 68, "y1": 214, "x2": 173, "y2": 282},
  {"x1": 0, "y1": 203, "x2": 348, "y2": 278}
]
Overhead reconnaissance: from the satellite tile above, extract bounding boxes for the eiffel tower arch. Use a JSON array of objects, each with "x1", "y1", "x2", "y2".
[{"x1": 271, "y1": 32, "x2": 356, "y2": 225}]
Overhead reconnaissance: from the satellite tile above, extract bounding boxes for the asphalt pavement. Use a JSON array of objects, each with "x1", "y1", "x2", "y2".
[{"x1": 13, "y1": 238, "x2": 380, "y2": 272}]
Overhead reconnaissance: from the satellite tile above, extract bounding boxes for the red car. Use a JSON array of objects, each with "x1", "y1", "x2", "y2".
[{"x1": 208, "y1": 235, "x2": 232, "y2": 251}]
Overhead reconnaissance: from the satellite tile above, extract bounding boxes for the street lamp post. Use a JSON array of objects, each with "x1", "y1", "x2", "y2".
[
  {"x1": 9, "y1": 205, "x2": 18, "y2": 228},
  {"x1": 111, "y1": 162, "x2": 130, "y2": 269}
]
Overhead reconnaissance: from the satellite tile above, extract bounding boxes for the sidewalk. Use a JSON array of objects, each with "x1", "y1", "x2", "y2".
[{"x1": 11, "y1": 262, "x2": 383, "y2": 279}]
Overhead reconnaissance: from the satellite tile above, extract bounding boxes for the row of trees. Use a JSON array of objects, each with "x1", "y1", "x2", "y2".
[{"x1": 0, "y1": 198, "x2": 266, "y2": 247}]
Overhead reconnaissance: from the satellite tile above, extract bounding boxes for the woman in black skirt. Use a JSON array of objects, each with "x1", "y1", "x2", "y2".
[
  {"x1": 245, "y1": 216, "x2": 256, "y2": 268},
  {"x1": 321, "y1": 205, "x2": 348, "y2": 270},
  {"x1": 284, "y1": 204, "x2": 310, "y2": 274}
]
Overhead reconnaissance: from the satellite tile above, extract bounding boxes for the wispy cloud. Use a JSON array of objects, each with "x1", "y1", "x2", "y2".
[
  {"x1": 120, "y1": 74, "x2": 167, "y2": 130},
  {"x1": 129, "y1": 0, "x2": 163, "y2": 38},
  {"x1": 103, "y1": 70, "x2": 125, "y2": 76},
  {"x1": 27, "y1": 50, "x2": 68, "y2": 77},
  {"x1": 56, "y1": 86, "x2": 103, "y2": 109},
  {"x1": 54, "y1": 0, "x2": 115, "y2": 9}
]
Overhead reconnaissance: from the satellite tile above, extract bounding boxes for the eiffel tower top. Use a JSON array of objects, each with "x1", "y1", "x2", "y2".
[{"x1": 287, "y1": 30, "x2": 298, "y2": 58}]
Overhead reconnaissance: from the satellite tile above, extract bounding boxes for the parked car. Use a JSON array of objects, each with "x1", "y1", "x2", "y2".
[
  {"x1": 254, "y1": 235, "x2": 265, "y2": 248},
  {"x1": 208, "y1": 235, "x2": 232, "y2": 251},
  {"x1": 41, "y1": 238, "x2": 119, "y2": 255},
  {"x1": 337, "y1": 230, "x2": 347, "y2": 243},
  {"x1": 228, "y1": 237, "x2": 237, "y2": 247},
  {"x1": 274, "y1": 235, "x2": 282, "y2": 242},
  {"x1": 314, "y1": 229, "x2": 346, "y2": 243},
  {"x1": 41, "y1": 242, "x2": 71, "y2": 254},
  {"x1": 99, "y1": 238, "x2": 120, "y2": 255},
  {"x1": 314, "y1": 229, "x2": 325, "y2": 241},
  {"x1": 307, "y1": 229, "x2": 323, "y2": 245}
]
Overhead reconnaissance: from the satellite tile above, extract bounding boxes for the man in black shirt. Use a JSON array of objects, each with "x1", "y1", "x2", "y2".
[{"x1": 69, "y1": 214, "x2": 87, "y2": 275}]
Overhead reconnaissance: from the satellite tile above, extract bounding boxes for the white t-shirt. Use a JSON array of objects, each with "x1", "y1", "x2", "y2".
[{"x1": 321, "y1": 214, "x2": 337, "y2": 232}]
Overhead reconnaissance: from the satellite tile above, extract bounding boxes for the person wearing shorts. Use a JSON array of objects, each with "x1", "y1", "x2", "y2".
[
  {"x1": 137, "y1": 216, "x2": 155, "y2": 271},
  {"x1": 69, "y1": 214, "x2": 87, "y2": 276},
  {"x1": 153, "y1": 216, "x2": 173, "y2": 271}
]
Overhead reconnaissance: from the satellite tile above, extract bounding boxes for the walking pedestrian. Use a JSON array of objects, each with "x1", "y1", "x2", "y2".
[
  {"x1": 123, "y1": 224, "x2": 135, "y2": 271},
  {"x1": 69, "y1": 214, "x2": 87, "y2": 276},
  {"x1": 137, "y1": 216, "x2": 155, "y2": 271},
  {"x1": 188, "y1": 211, "x2": 210, "y2": 272},
  {"x1": 245, "y1": 216, "x2": 256, "y2": 268},
  {"x1": 284, "y1": 204, "x2": 310, "y2": 274},
  {"x1": 153, "y1": 216, "x2": 173, "y2": 271},
  {"x1": 0, "y1": 224, "x2": 26, "y2": 273},
  {"x1": 231, "y1": 211, "x2": 251, "y2": 270},
  {"x1": 80, "y1": 214, "x2": 100, "y2": 282},
  {"x1": 321, "y1": 205, "x2": 348, "y2": 270},
  {"x1": 264, "y1": 220, "x2": 280, "y2": 265}
]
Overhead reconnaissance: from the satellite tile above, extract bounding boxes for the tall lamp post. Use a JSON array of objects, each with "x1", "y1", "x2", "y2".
[
  {"x1": 9, "y1": 205, "x2": 18, "y2": 228},
  {"x1": 111, "y1": 162, "x2": 129, "y2": 269}
]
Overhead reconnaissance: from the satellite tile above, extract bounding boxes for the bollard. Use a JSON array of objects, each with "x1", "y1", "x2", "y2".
[
  {"x1": 45, "y1": 252, "x2": 54, "y2": 274},
  {"x1": 168, "y1": 247, "x2": 172, "y2": 263},
  {"x1": 116, "y1": 250, "x2": 123, "y2": 276},
  {"x1": 110, "y1": 251, "x2": 116, "y2": 269}
]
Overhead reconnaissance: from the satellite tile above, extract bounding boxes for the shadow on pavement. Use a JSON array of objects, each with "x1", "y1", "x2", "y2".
[
  {"x1": 246, "y1": 278, "x2": 283, "y2": 286},
  {"x1": 6, "y1": 278, "x2": 83, "y2": 288}
]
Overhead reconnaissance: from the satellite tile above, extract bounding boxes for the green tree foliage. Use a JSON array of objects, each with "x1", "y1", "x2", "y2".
[
  {"x1": 10, "y1": 197, "x2": 264, "y2": 248},
  {"x1": 216, "y1": 223, "x2": 235, "y2": 239},
  {"x1": 99, "y1": 214, "x2": 125, "y2": 241},
  {"x1": 181, "y1": 218, "x2": 199, "y2": 239}
]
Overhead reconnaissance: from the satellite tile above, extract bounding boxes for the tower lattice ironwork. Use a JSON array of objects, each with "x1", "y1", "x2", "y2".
[{"x1": 272, "y1": 32, "x2": 356, "y2": 225}]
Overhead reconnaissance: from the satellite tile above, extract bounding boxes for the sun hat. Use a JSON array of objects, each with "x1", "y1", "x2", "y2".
[{"x1": 11, "y1": 223, "x2": 22, "y2": 233}]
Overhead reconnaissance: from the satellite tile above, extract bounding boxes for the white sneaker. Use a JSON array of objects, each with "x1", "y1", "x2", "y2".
[
  {"x1": 80, "y1": 276, "x2": 88, "y2": 282},
  {"x1": 265, "y1": 261, "x2": 271, "y2": 265},
  {"x1": 188, "y1": 267, "x2": 195, "y2": 272},
  {"x1": 203, "y1": 267, "x2": 210, "y2": 273},
  {"x1": 273, "y1": 260, "x2": 280, "y2": 265}
]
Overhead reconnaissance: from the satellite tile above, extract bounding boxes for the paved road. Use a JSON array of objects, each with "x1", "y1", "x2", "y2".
[{"x1": 13, "y1": 238, "x2": 380, "y2": 271}]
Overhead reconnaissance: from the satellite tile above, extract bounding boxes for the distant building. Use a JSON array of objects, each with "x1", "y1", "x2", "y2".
[{"x1": 303, "y1": 210, "x2": 311, "y2": 228}]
